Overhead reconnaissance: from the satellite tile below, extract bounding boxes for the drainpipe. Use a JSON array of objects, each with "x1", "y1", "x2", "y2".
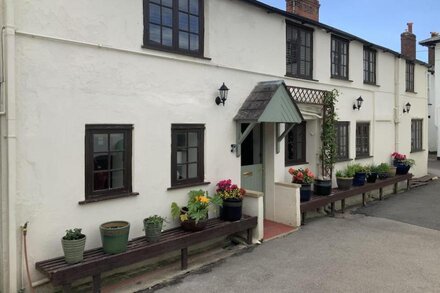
[
  {"x1": 1, "y1": 0, "x2": 18, "y2": 291},
  {"x1": 394, "y1": 57, "x2": 401, "y2": 152}
]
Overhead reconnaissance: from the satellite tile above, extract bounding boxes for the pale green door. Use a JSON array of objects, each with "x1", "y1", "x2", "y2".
[{"x1": 240, "y1": 123, "x2": 263, "y2": 192}]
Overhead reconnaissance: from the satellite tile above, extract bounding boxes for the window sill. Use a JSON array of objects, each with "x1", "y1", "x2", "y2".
[
  {"x1": 335, "y1": 158, "x2": 353, "y2": 163},
  {"x1": 355, "y1": 155, "x2": 373, "y2": 160},
  {"x1": 285, "y1": 161, "x2": 309, "y2": 167},
  {"x1": 79, "y1": 192, "x2": 139, "y2": 205},
  {"x1": 410, "y1": 149, "x2": 425, "y2": 153},
  {"x1": 284, "y1": 74, "x2": 319, "y2": 82},
  {"x1": 405, "y1": 90, "x2": 418, "y2": 94},
  {"x1": 331, "y1": 76, "x2": 353, "y2": 82},
  {"x1": 363, "y1": 82, "x2": 380, "y2": 87},
  {"x1": 167, "y1": 181, "x2": 211, "y2": 191},
  {"x1": 141, "y1": 45, "x2": 211, "y2": 61}
]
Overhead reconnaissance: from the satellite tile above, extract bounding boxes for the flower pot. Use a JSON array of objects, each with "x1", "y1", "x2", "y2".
[
  {"x1": 220, "y1": 198, "x2": 243, "y2": 221},
  {"x1": 336, "y1": 177, "x2": 353, "y2": 190},
  {"x1": 353, "y1": 172, "x2": 366, "y2": 186},
  {"x1": 61, "y1": 236, "x2": 86, "y2": 264},
  {"x1": 180, "y1": 219, "x2": 208, "y2": 231},
  {"x1": 388, "y1": 166, "x2": 397, "y2": 177},
  {"x1": 314, "y1": 179, "x2": 332, "y2": 196},
  {"x1": 100, "y1": 221, "x2": 130, "y2": 254},
  {"x1": 396, "y1": 164, "x2": 410, "y2": 175},
  {"x1": 366, "y1": 172, "x2": 378, "y2": 183},
  {"x1": 378, "y1": 172, "x2": 389, "y2": 180},
  {"x1": 299, "y1": 183, "x2": 312, "y2": 202},
  {"x1": 143, "y1": 220, "x2": 163, "y2": 243}
]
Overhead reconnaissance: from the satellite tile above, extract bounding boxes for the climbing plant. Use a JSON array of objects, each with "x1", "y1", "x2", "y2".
[{"x1": 320, "y1": 89, "x2": 339, "y2": 178}]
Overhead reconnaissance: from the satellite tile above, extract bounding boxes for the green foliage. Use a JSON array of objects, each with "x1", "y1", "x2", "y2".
[
  {"x1": 401, "y1": 158, "x2": 416, "y2": 167},
  {"x1": 171, "y1": 190, "x2": 223, "y2": 224},
  {"x1": 320, "y1": 89, "x2": 339, "y2": 178},
  {"x1": 144, "y1": 215, "x2": 166, "y2": 225},
  {"x1": 336, "y1": 164, "x2": 357, "y2": 178},
  {"x1": 376, "y1": 163, "x2": 391, "y2": 173},
  {"x1": 365, "y1": 164, "x2": 378, "y2": 174},
  {"x1": 63, "y1": 228, "x2": 85, "y2": 241}
]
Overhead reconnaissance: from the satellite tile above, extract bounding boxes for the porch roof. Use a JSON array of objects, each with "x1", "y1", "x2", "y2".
[{"x1": 234, "y1": 80, "x2": 304, "y2": 124}]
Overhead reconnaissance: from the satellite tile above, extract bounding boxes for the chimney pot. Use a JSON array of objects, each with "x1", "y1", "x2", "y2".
[
  {"x1": 407, "y1": 22, "x2": 413, "y2": 33},
  {"x1": 431, "y1": 32, "x2": 439, "y2": 37}
]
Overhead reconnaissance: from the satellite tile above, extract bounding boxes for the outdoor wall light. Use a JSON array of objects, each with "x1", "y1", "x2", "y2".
[
  {"x1": 215, "y1": 82, "x2": 229, "y2": 106},
  {"x1": 403, "y1": 102, "x2": 411, "y2": 114},
  {"x1": 353, "y1": 96, "x2": 364, "y2": 110}
]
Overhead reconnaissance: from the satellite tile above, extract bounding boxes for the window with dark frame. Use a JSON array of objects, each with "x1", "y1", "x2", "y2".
[
  {"x1": 411, "y1": 119, "x2": 423, "y2": 152},
  {"x1": 363, "y1": 47, "x2": 376, "y2": 84},
  {"x1": 171, "y1": 124, "x2": 205, "y2": 187},
  {"x1": 85, "y1": 125, "x2": 133, "y2": 200},
  {"x1": 331, "y1": 36, "x2": 349, "y2": 79},
  {"x1": 356, "y1": 122, "x2": 370, "y2": 158},
  {"x1": 335, "y1": 121, "x2": 349, "y2": 160},
  {"x1": 143, "y1": 0, "x2": 204, "y2": 57},
  {"x1": 406, "y1": 61, "x2": 415, "y2": 92},
  {"x1": 286, "y1": 23, "x2": 313, "y2": 79},
  {"x1": 285, "y1": 122, "x2": 307, "y2": 166}
]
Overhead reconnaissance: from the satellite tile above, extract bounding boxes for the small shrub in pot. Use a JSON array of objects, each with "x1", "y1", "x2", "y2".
[
  {"x1": 61, "y1": 228, "x2": 86, "y2": 264},
  {"x1": 143, "y1": 215, "x2": 166, "y2": 242}
]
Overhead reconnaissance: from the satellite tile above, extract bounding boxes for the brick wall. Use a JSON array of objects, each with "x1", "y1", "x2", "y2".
[
  {"x1": 286, "y1": 0, "x2": 320, "y2": 22},
  {"x1": 401, "y1": 22, "x2": 416, "y2": 61}
]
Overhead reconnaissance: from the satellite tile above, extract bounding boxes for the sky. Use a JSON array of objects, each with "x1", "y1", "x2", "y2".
[{"x1": 261, "y1": 0, "x2": 440, "y2": 62}]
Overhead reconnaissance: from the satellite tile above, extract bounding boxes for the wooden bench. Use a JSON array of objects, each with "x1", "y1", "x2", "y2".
[
  {"x1": 301, "y1": 174, "x2": 412, "y2": 225},
  {"x1": 36, "y1": 216, "x2": 257, "y2": 292}
]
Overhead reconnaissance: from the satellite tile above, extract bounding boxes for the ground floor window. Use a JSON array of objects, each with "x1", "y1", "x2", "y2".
[
  {"x1": 171, "y1": 124, "x2": 205, "y2": 187},
  {"x1": 336, "y1": 121, "x2": 349, "y2": 160},
  {"x1": 356, "y1": 122, "x2": 370, "y2": 158},
  {"x1": 285, "y1": 122, "x2": 307, "y2": 166},
  {"x1": 85, "y1": 124, "x2": 133, "y2": 199},
  {"x1": 411, "y1": 119, "x2": 423, "y2": 152}
]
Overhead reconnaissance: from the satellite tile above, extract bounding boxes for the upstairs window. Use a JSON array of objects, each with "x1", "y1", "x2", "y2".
[
  {"x1": 286, "y1": 23, "x2": 313, "y2": 79},
  {"x1": 406, "y1": 61, "x2": 415, "y2": 92},
  {"x1": 363, "y1": 47, "x2": 376, "y2": 84},
  {"x1": 143, "y1": 0, "x2": 204, "y2": 57},
  {"x1": 331, "y1": 36, "x2": 349, "y2": 79}
]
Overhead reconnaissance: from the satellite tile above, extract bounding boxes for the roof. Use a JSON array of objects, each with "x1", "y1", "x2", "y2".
[
  {"x1": 234, "y1": 80, "x2": 304, "y2": 123},
  {"x1": 420, "y1": 35, "x2": 440, "y2": 46},
  {"x1": 239, "y1": 0, "x2": 428, "y2": 67}
]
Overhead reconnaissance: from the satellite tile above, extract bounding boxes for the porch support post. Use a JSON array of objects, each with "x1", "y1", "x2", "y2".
[
  {"x1": 276, "y1": 123, "x2": 295, "y2": 154},
  {"x1": 235, "y1": 122, "x2": 257, "y2": 157}
]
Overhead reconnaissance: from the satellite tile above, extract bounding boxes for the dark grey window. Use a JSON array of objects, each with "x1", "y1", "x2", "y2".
[
  {"x1": 143, "y1": 0, "x2": 204, "y2": 57},
  {"x1": 331, "y1": 36, "x2": 349, "y2": 79},
  {"x1": 406, "y1": 61, "x2": 415, "y2": 92},
  {"x1": 363, "y1": 47, "x2": 376, "y2": 84},
  {"x1": 85, "y1": 125, "x2": 133, "y2": 199},
  {"x1": 171, "y1": 124, "x2": 205, "y2": 187},
  {"x1": 285, "y1": 122, "x2": 307, "y2": 165},
  {"x1": 336, "y1": 122, "x2": 349, "y2": 160},
  {"x1": 411, "y1": 119, "x2": 423, "y2": 152},
  {"x1": 356, "y1": 122, "x2": 370, "y2": 158},
  {"x1": 286, "y1": 23, "x2": 313, "y2": 79}
]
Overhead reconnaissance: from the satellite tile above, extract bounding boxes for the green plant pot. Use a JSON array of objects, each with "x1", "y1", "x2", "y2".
[
  {"x1": 337, "y1": 177, "x2": 353, "y2": 190},
  {"x1": 388, "y1": 166, "x2": 397, "y2": 177},
  {"x1": 100, "y1": 221, "x2": 130, "y2": 254},
  {"x1": 143, "y1": 220, "x2": 163, "y2": 243},
  {"x1": 61, "y1": 236, "x2": 86, "y2": 264}
]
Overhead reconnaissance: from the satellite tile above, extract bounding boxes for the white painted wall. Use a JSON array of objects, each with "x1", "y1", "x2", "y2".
[{"x1": 1, "y1": 0, "x2": 429, "y2": 290}]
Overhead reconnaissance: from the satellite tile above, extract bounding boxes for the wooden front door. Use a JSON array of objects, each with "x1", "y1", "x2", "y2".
[{"x1": 240, "y1": 123, "x2": 263, "y2": 192}]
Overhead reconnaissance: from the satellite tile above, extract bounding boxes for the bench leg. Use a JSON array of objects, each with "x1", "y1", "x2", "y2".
[
  {"x1": 301, "y1": 212, "x2": 306, "y2": 225},
  {"x1": 181, "y1": 248, "x2": 188, "y2": 270},
  {"x1": 407, "y1": 179, "x2": 410, "y2": 190},
  {"x1": 341, "y1": 199, "x2": 345, "y2": 213},
  {"x1": 62, "y1": 284, "x2": 72, "y2": 293},
  {"x1": 246, "y1": 228, "x2": 253, "y2": 244},
  {"x1": 362, "y1": 193, "x2": 366, "y2": 207},
  {"x1": 379, "y1": 188, "x2": 383, "y2": 201},
  {"x1": 93, "y1": 274, "x2": 101, "y2": 293},
  {"x1": 330, "y1": 202, "x2": 335, "y2": 216},
  {"x1": 394, "y1": 183, "x2": 398, "y2": 194}
]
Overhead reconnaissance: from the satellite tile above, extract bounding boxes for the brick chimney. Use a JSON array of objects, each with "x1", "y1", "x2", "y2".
[
  {"x1": 401, "y1": 22, "x2": 416, "y2": 60},
  {"x1": 286, "y1": 0, "x2": 320, "y2": 22},
  {"x1": 428, "y1": 32, "x2": 438, "y2": 67}
]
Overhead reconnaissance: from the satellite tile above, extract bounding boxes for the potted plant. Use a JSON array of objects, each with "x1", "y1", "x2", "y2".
[
  {"x1": 289, "y1": 167, "x2": 315, "y2": 201},
  {"x1": 61, "y1": 228, "x2": 86, "y2": 264},
  {"x1": 143, "y1": 215, "x2": 166, "y2": 243},
  {"x1": 216, "y1": 179, "x2": 246, "y2": 221},
  {"x1": 171, "y1": 190, "x2": 222, "y2": 232},
  {"x1": 351, "y1": 163, "x2": 367, "y2": 186},
  {"x1": 391, "y1": 152, "x2": 415, "y2": 175},
  {"x1": 377, "y1": 163, "x2": 391, "y2": 180},
  {"x1": 366, "y1": 164, "x2": 378, "y2": 183},
  {"x1": 336, "y1": 165, "x2": 355, "y2": 190},
  {"x1": 100, "y1": 221, "x2": 130, "y2": 254}
]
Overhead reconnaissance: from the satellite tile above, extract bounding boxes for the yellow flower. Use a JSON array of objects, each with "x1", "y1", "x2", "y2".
[
  {"x1": 198, "y1": 196, "x2": 210, "y2": 204},
  {"x1": 180, "y1": 214, "x2": 188, "y2": 222}
]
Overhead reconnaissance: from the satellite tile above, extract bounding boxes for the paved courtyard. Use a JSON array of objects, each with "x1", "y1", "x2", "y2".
[{"x1": 153, "y1": 180, "x2": 440, "y2": 293}]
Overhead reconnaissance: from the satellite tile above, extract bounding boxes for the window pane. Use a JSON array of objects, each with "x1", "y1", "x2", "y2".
[
  {"x1": 189, "y1": 0, "x2": 199, "y2": 14},
  {"x1": 189, "y1": 15, "x2": 198, "y2": 33},
  {"x1": 162, "y1": 27, "x2": 173, "y2": 47},
  {"x1": 179, "y1": 12, "x2": 188, "y2": 30},
  {"x1": 188, "y1": 148, "x2": 198, "y2": 162},
  {"x1": 179, "y1": 0, "x2": 188, "y2": 12},
  {"x1": 94, "y1": 154, "x2": 108, "y2": 171},
  {"x1": 179, "y1": 32, "x2": 189, "y2": 50},
  {"x1": 94, "y1": 172, "x2": 109, "y2": 190},
  {"x1": 177, "y1": 150, "x2": 187, "y2": 164},
  {"x1": 110, "y1": 171, "x2": 124, "y2": 189},
  {"x1": 94, "y1": 134, "x2": 108, "y2": 152},
  {"x1": 188, "y1": 163, "x2": 198, "y2": 178},
  {"x1": 162, "y1": 0, "x2": 173, "y2": 7},
  {"x1": 177, "y1": 165, "x2": 187, "y2": 180},
  {"x1": 110, "y1": 152, "x2": 124, "y2": 169},
  {"x1": 177, "y1": 133, "x2": 186, "y2": 147},
  {"x1": 190, "y1": 34, "x2": 199, "y2": 51},
  {"x1": 149, "y1": 24, "x2": 161, "y2": 43},
  {"x1": 149, "y1": 4, "x2": 161, "y2": 24},
  {"x1": 162, "y1": 7, "x2": 173, "y2": 27},
  {"x1": 110, "y1": 133, "x2": 124, "y2": 151},
  {"x1": 188, "y1": 132, "x2": 198, "y2": 146}
]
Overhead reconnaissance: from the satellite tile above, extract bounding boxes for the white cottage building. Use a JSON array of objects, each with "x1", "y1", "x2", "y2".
[{"x1": 0, "y1": 0, "x2": 429, "y2": 291}]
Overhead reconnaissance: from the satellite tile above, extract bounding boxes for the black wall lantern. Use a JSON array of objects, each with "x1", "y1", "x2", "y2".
[
  {"x1": 353, "y1": 96, "x2": 363, "y2": 110},
  {"x1": 403, "y1": 102, "x2": 411, "y2": 114},
  {"x1": 215, "y1": 82, "x2": 229, "y2": 106}
]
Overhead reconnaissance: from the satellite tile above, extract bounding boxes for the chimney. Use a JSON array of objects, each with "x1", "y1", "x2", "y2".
[
  {"x1": 401, "y1": 22, "x2": 416, "y2": 60},
  {"x1": 286, "y1": 0, "x2": 320, "y2": 22},
  {"x1": 428, "y1": 32, "x2": 438, "y2": 67}
]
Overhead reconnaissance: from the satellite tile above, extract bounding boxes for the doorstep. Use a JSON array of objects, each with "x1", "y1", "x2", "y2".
[{"x1": 263, "y1": 219, "x2": 297, "y2": 241}]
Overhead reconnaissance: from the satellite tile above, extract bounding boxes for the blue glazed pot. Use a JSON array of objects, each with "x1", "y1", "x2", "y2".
[
  {"x1": 353, "y1": 172, "x2": 366, "y2": 186},
  {"x1": 300, "y1": 184, "x2": 312, "y2": 202},
  {"x1": 396, "y1": 164, "x2": 410, "y2": 175}
]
